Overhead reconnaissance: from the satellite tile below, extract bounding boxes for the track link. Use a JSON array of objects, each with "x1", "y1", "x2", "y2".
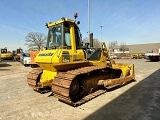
[
  {"x1": 52, "y1": 66, "x2": 106, "y2": 106},
  {"x1": 27, "y1": 68, "x2": 42, "y2": 90}
]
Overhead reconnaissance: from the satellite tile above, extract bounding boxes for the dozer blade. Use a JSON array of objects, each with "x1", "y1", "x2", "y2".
[{"x1": 98, "y1": 63, "x2": 135, "y2": 87}]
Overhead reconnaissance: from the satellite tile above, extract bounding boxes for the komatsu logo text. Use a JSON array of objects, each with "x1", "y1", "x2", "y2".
[{"x1": 38, "y1": 53, "x2": 54, "y2": 56}]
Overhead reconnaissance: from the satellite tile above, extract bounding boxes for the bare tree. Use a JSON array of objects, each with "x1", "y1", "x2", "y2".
[
  {"x1": 120, "y1": 42, "x2": 127, "y2": 53},
  {"x1": 109, "y1": 41, "x2": 118, "y2": 52},
  {"x1": 82, "y1": 37, "x2": 101, "y2": 48},
  {"x1": 25, "y1": 32, "x2": 47, "y2": 50},
  {"x1": 93, "y1": 38, "x2": 101, "y2": 48},
  {"x1": 82, "y1": 37, "x2": 89, "y2": 44}
]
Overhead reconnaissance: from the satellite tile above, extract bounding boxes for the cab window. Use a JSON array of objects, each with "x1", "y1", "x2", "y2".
[
  {"x1": 64, "y1": 26, "x2": 71, "y2": 46},
  {"x1": 48, "y1": 26, "x2": 61, "y2": 48},
  {"x1": 1, "y1": 49, "x2": 7, "y2": 53}
]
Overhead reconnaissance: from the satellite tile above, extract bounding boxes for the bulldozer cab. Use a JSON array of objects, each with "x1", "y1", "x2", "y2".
[
  {"x1": 44, "y1": 18, "x2": 108, "y2": 66},
  {"x1": 34, "y1": 18, "x2": 88, "y2": 71},
  {"x1": 46, "y1": 18, "x2": 82, "y2": 51},
  {"x1": 16, "y1": 48, "x2": 22, "y2": 54},
  {"x1": 1, "y1": 48, "x2": 7, "y2": 54}
]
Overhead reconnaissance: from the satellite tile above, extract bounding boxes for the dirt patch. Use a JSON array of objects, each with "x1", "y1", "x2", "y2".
[
  {"x1": 0, "y1": 59, "x2": 160, "y2": 120},
  {"x1": 0, "y1": 63, "x2": 11, "y2": 67},
  {"x1": 0, "y1": 69, "x2": 10, "y2": 71}
]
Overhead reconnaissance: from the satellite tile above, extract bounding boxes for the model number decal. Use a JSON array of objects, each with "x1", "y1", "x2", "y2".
[
  {"x1": 63, "y1": 58, "x2": 69, "y2": 62},
  {"x1": 38, "y1": 53, "x2": 54, "y2": 56}
]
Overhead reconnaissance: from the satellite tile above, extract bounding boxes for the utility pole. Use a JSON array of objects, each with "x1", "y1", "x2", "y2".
[{"x1": 100, "y1": 25, "x2": 103, "y2": 43}]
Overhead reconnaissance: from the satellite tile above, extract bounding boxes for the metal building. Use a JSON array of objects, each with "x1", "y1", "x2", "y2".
[{"x1": 112, "y1": 43, "x2": 160, "y2": 54}]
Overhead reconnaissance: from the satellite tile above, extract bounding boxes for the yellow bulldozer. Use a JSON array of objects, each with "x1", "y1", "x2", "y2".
[
  {"x1": 0, "y1": 48, "x2": 13, "y2": 60},
  {"x1": 131, "y1": 53, "x2": 145, "y2": 59},
  {"x1": 27, "y1": 16, "x2": 135, "y2": 106}
]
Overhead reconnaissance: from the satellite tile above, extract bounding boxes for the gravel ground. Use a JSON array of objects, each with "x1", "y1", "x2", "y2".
[{"x1": 0, "y1": 59, "x2": 159, "y2": 120}]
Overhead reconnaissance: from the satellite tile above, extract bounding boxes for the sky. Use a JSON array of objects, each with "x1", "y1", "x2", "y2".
[{"x1": 0, "y1": 0, "x2": 160, "y2": 51}]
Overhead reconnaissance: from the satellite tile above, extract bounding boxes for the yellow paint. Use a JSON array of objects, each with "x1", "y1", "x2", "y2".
[
  {"x1": 1, "y1": 53, "x2": 12, "y2": 59},
  {"x1": 40, "y1": 70, "x2": 57, "y2": 87},
  {"x1": 112, "y1": 63, "x2": 135, "y2": 79},
  {"x1": 33, "y1": 18, "x2": 135, "y2": 89},
  {"x1": 47, "y1": 18, "x2": 75, "y2": 27},
  {"x1": 70, "y1": 24, "x2": 76, "y2": 53}
]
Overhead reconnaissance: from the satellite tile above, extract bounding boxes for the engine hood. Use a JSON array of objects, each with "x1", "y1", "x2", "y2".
[{"x1": 35, "y1": 49, "x2": 60, "y2": 64}]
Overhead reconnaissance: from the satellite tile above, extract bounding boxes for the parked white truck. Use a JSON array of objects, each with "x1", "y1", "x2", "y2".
[
  {"x1": 20, "y1": 50, "x2": 30, "y2": 66},
  {"x1": 145, "y1": 48, "x2": 160, "y2": 61}
]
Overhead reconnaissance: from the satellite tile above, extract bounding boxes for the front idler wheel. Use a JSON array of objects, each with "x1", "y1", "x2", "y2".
[{"x1": 69, "y1": 79, "x2": 80, "y2": 96}]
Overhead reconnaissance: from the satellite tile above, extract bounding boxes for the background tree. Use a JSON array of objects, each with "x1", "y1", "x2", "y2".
[
  {"x1": 93, "y1": 38, "x2": 101, "y2": 48},
  {"x1": 25, "y1": 32, "x2": 47, "y2": 50},
  {"x1": 82, "y1": 37, "x2": 89, "y2": 44},
  {"x1": 120, "y1": 42, "x2": 127, "y2": 53},
  {"x1": 109, "y1": 41, "x2": 118, "y2": 52},
  {"x1": 82, "y1": 37, "x2": 101, "y2": 48}
]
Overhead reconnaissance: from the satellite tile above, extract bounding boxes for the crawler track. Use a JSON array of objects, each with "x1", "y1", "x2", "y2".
[
  {"x1": 27, "y1": 68, "x2": 42, "y2": 91},
  {"x1": 27, "y1": 68, "x2": 51, "y2": 93},
  {"x1": 52, "y1": 66, "x2": 107, "y2": 106}
]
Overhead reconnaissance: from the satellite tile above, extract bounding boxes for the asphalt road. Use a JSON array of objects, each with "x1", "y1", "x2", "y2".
[{"x1": 0, "y1": 59, "x2": 159, "y2": 120}]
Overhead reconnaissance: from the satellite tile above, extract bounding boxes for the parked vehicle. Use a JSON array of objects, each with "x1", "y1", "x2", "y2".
[
  {"x1": 13, "y1": 48, "x2": 23, "y2": 61},
  {"x1": 0, "y1": 48, "x2": 13, "y2": 60},
  {"x1": 30, "y1": 50, "x2": 40, "y2": 68},
  {"x1": 145, "y1": 48, "x2": 160, "y2": 61},
  {"x1": 131, "y1": 53, "x2": 145, "y2": 59},
  {"x1": 20, "y1": 50, "x2": 30, "y2": 66}
]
